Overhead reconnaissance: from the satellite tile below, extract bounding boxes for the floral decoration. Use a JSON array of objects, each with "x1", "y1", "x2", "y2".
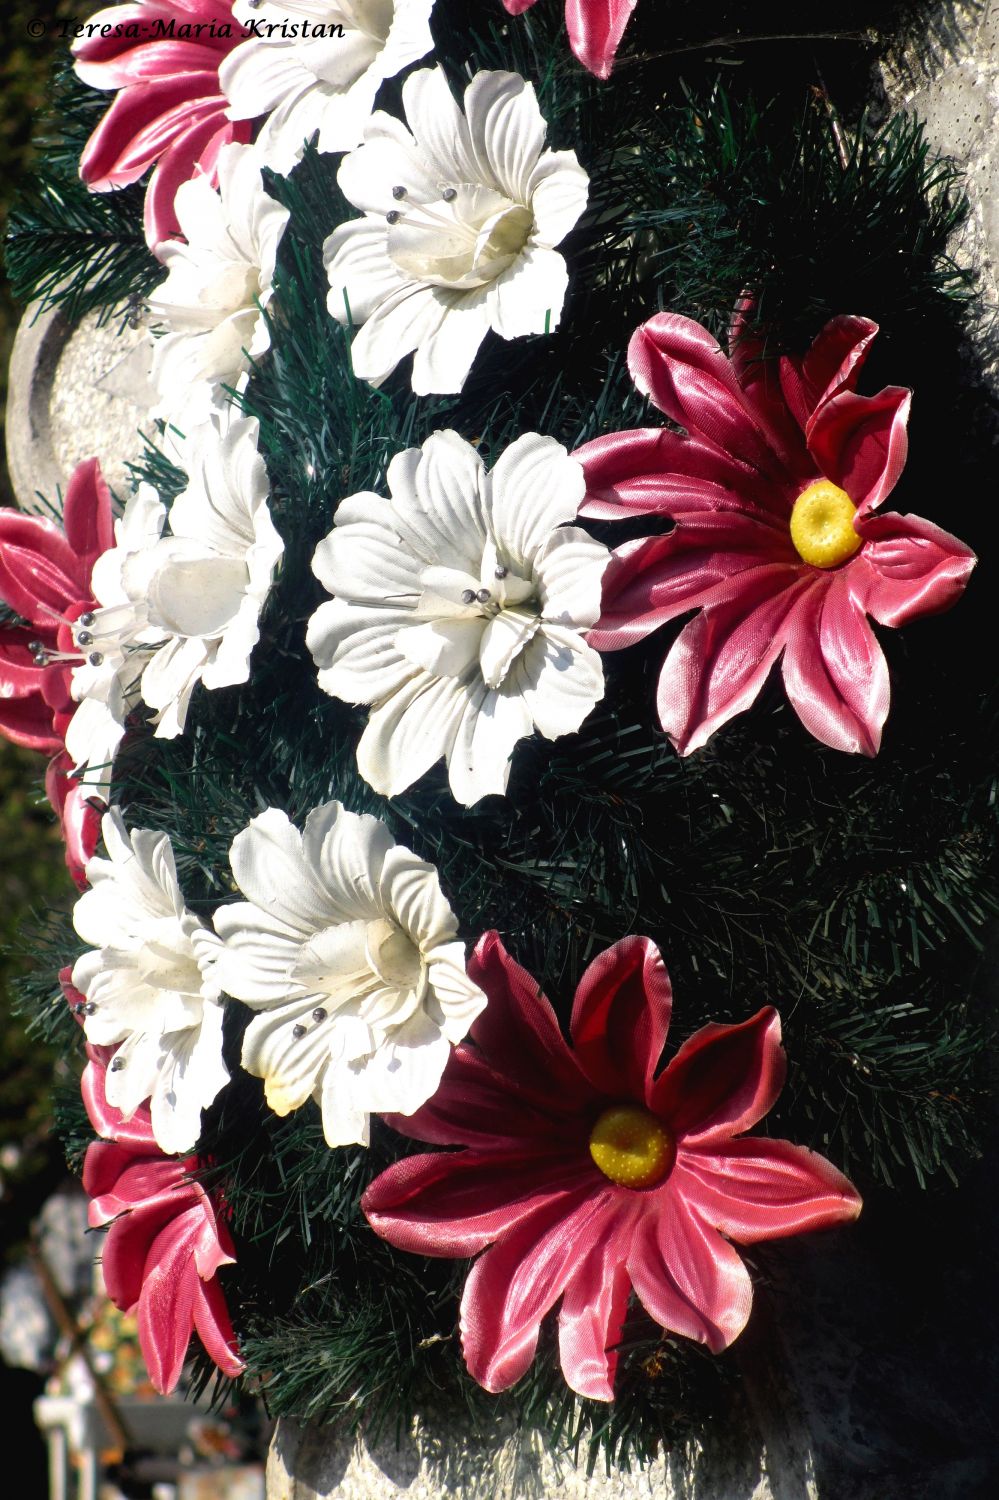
[
  {"x1": 149, "y1": 141, "x2": 290, "y2": 429},
  {"x1": 72, "y1": 809, "x2": 228, "y2": 1156},
  {"x1": 73, "y1": 0, "x2": 252, "y2": 254},
  {"x1": 213, "y1": 800, "x2": 487, "y2": 1147},
  {"x1": 364, "y1": 931, "x2": 862, "y2": 1399},
  {"x1": 324, "y1": 66, "x2": 589, "y2": 393},
  {"x1": 221, "y1": 0, "x2": 436, "y2": 173},
  {"x1": 81, "y1": 1042, "x2": 243, "y2": 1393},
  {"x1": 576, "y1": 314, "x2": 976, "y2": 756},
  {"x1": 502, "y1": 0, "x2": 639, "y2": 80},
  {"x1": 307, "y1": 429, "x2": 607, "y2": 804}
]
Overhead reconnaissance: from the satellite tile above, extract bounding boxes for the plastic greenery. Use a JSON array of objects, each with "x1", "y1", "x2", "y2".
[{"x1": 7, "y1": 0, "x2": 998, "y2": 1472}]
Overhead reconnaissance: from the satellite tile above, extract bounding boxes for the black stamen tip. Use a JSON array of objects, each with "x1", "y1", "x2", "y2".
[{"x1": 460, "y1": 589, "x2": 476, "y2": 604}]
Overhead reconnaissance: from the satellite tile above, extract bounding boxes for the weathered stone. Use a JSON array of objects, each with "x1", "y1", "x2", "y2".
[{"x1": 6, "y1": 298, "x2": 156, "y2": 511}]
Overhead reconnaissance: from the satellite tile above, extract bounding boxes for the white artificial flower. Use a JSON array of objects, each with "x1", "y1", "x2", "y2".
[
  {"x1": 122, "y1": 412, "x2": 285, "y2": 737},
  {"x1": 72, "y1": 810, "x2": 228, "y2": 1155},
  {"x1": 222, "y1": 0, "x2": 436, "y2": 175},
  {"x1": 65, "y1": 486, "x2": 168, "y2": 793},
  {"x1": 149, "y1": 142, "x2": 290, "y2": 430},
  {"x1": 306, "y1": 429, "x2": 608, "y2": 805},
  {"x1": 324, "y1": 67, "x2": 589, "y2": 394},
  {"x1": 213, "y1": 801, "x2": 487, "y2": 1147}
]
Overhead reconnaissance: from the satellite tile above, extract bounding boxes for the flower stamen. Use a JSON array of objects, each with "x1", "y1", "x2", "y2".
[
  {"x1": 790, "y1": 480, "x2": 862, "y2": 569},
  {"x1": 589, "y1": 1105, "x2": 676, "y2": 1189}
]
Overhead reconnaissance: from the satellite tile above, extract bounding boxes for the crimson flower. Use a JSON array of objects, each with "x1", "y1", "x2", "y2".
[
  {"x1": 73, "y1": 2, "x2": 251, "y2": 253},
  {"x1": 502, "y1": 0, "x2": 638, "y2": 79},
  {"x1": 45, "y1": 753, "x2": 103, "y2": 890},
  {"x1": 363, "y1": 932, "x2": 861, "y2": 1400},
  {"x1": 80, "y1": 1044, "x2": 244, "y2": 1394},
  {"x1": 576, "y1": 314, "x2": 976, "y2": 756},
  {"x1": 0, "y1": 457, "x2": 113, "y2": 752}
]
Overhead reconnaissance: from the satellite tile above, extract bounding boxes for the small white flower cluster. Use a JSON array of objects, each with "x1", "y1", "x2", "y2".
[
  {"x1": 73, "y1": 801, "x2": 486, "y2": 1154},
  {"x1": 67, "y1": 412, "x2": 284, "y2": 793}
]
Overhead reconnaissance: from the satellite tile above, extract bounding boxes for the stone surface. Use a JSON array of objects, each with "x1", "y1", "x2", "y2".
[{"x1": 6, "y1": 298, "x2": 156, "y2": 511}]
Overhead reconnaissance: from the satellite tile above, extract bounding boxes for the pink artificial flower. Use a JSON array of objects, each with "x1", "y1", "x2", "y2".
[
  {"x1": 80, "y1": 1046, "x2": 244, "y2": 1394},
  {"x1": 0, "y1": 457, "x2": 112, "y2": 753},
  {"x1": 46, "y1": 753, "x2": 103, "y2": 890},
  {"x1": 73, "y1": 2, "x2": 251, "y2": 254},
  {"x1": 363, "y1": 931, "x2": 861, "y2": 1401},
  {"x1": 502, "y1": 0, "x2": 638, "y2": 79},
  {"x1": 575, "y1": 314, "x2": 976, "y2": 756}
]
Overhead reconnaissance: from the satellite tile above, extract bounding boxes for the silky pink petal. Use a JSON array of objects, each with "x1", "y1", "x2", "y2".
[
  {"x1": 806, "y1": 386, "x2": 911, "y2": 514},
  {"x1": 144, "y1": 112, "x2": 248, "y2": 249},
  {"x1": 627, "y1": 1195, "x2": 753, "y2": 1352},
  {"x1": 364, "y1": 1147, "x2": 598, "y2": 1257},
  {"x1": 676, "y1": 1141, "x2": 862, "y2": 1244},
  {"x1": 460, "y1": 1186, "x2": 616, "y2": 1393},
  {"x1": 192, "y1": 1274, "x2": 244, "y2": 1378},
  {"x1": 569, "y1": 937, "x2": 672, "y2": 1102},
  {"x1": 0, "y1": 514, "x2": 85, "y2": 624},
  {"x1": 467, "y1": 932, "x2": 591, "y2": 1107},
  {"x1": 79, "y1": 76, "x2": 219, "y2": 186},
  {"x1": 46, "y1": 753, "x2": 102, "y2": 890},
  {"x1": 781, "y1": 573, "x2": 889, "y2": 756},
  {"x1": 590, "y1": 511, "x2": 795, "y2": 653},
  {"x1": 557, "y1": 1211, "x2": 636, "y2": 1400},
  {"x1": 74, "y1": 3, "x2": 240, "y2": 76},
  {"x1": 565, "y1": 0, "x2": 640, "y2": 79},
  {"x1": 627, "y1": 315, "x2": 800, "y2": 481},
  {"x1": 652, "y1": 1008, "x2": 786, "y2": 1145},
  {"x1": 136, "y1": 1213, "x2": 203, "y2": 1392},
  {"x1": 79, "y1": 41, "x2": 229, "y2": 87},
  {"x1": 854, "y1": 511, "x2": 976, "y2": 628},
  {"x1": 382, "y1": 1046, "x2": 583, "y2": 1149},
  {"x1": 501, "y1": 0, "x2": 540, "y2": 11},
  {"x1": 61, "y1": 458, "x2": 114, "y2": 568},
  {"x1": 0, "y1": 644, "x2": 63, "y2": 749},
  {"x1": 656, "y1": 568, "x2": 813, "y2": 755},
  {"x1": 81, "y1": 1053, "x2": 158, "y2": 1149},
  {"x1": 576, "y1": 427, "x2": 792, "y2": 522},
  {"x1": 779, "y1": 316, "x2": 879, "y2": 430}
]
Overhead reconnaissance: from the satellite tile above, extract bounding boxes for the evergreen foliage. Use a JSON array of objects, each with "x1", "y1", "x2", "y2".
[{"x1": 7, "y1": 0, "x2": 998, "y2": 1469}]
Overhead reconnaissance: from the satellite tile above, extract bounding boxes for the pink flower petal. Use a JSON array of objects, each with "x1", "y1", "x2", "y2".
[
  {"x1": 79, "y1": 76, "x2": 220, "y2": 187},
  {"x1": 45, "y1": 752, "x2": 102, "y2": 890},
  {"x1": 779, "y1": 316, "x2": 879, "y2": 429},
  {"x1": 655, "y1": 567, "x2": 813, "y2": 755},
  {"x1": 627, "y1": 314, "x2": 800, "y2": 482},
  {"x1": 460, "y1": 1186, "x2": 616, "y2": 1392},
  {"x1": 81, "y1": 1051, "x2": 158, "y2": 1149},
  {"x1": 501, "y1": 0, "x2": 540, "y2": 12},
  {"x1": 565, "y1": 0, "x2": 640, "y2": 79},
  {"x1": 557, "y1": 1211, "x2": 636, "y2": 1400},
  {"x1": 61, "y1": 457, "x2": 114, "y2": 567},
  {"x1": 363, "y1": 1146, "x2": 598, "y2": 1258},
  {"x1": 144, "y1": 112, "x2": 248, "y2": 250},
  {"x1": 381, "y1": 1046, "x2": 583, "y2": 1149},
  {"x1": 652, "y1": 1008, "x2": 786, "y2": 1145},
  {"x1": 569, "y1": 936, "x2": 672, "y2": 1102},
  {"x1": 589, "y1": 510, "x2": 794, "y2": 653},
  {"x1": 191, "y1": 1274, "x2": 244, "y2": 1379},
  {"x1": 781, "y1": 572, "x2": 890, "y2": 756},
  {"x1": 0, "y1": 513, "x2": 86, "y2": 624},
  {"x1": 576, "y1": 427, "x2": 792, "y2": 522},
  {"x1": 806, "y1": 385, "x2": 911, "y2": 514},
  {"x1": 676, "y1": 1140, "x2": 862, "y2": 1243},
  {"x1": 466, "y1": 932, "x2": 591, "y2": 1108},
  {"x1": 136, "y1": 1211, "x2": 204, "y2": 1392},
  {"x1": 627, "y1": 1194, "x2": 754, "y2": 1352},
  {"x1": 854, "y1": 511, "x2": 976, "y2": 628}
]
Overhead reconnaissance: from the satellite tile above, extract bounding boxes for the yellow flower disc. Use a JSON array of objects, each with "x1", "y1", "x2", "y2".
[
  {"x1": 588, "y1": 1105, "x2": 676, "y2": 1189},
  {"x1": 789, "y1": 480, "x2": 862, "y2": 569}
]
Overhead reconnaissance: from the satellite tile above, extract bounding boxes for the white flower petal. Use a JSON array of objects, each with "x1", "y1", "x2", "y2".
[
  {"x1": 528, "y1": 153, "x2": 590, "y2": 245},
  {"x1": 477, "y1": 606, "x2": 539, "y2": 689},
  {"x1": 241, "y1": 999, "x2": 336, "y2": 1117},
  {"x1": 301, "y1": 801, "x2": 396, "y2": 918},
  {"x1": 487, "y1": 433, "x2": 586, "y2": 567},
  {"x1": 535, "y1": 525, "x2": 609, "y2": 630},
  {"x1": 348, "y1": 283, "x2": 449, "y2": 387},
  {"x1": 425, "y1": 941, "x2": 489, "y2": 1042},
  {"x1": 465, "y1": 70, "x2": 546, "y2": 204},
  {"x1": 411, "y1": 292, "x2": 492, "y2": 396},
  {"x1": 487, "y1": 245, "x2": 569, "y2": 340},
  {"x1": 324, "y1": 219, "x2": 408, "y2": 327},
  {"x1": 378, "y1": 847, "x2": 457, "y2": 947},
  {"x1": 445, "y1": 679, "x2": 535, "y2": 805},
  {"x1": 356, "y1": 671, "x2": 468, "y2": 796},
  {"x1": 228, "y1": 808, "x2": 342, "y2": 935},
  {"x1": 308, "y1": 599, "x2": 416, "y2": 704},
  {"x1": 150, "y1": 1003, "x2": 229, "y2": 1155},
  {"x1": 351, "y1": 1008, "x2": 450, "y2": 1116},
  {"x1": 397, "y1": 617, "x2": 485, "y2": 678},
  {"x1": 401, "y1": 66, "x2": 481, "y2": 188},
  {"x1": 515, "y1": 626, "x2": 605, "y2": 740}
]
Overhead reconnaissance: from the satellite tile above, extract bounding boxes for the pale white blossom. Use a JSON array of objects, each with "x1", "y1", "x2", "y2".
[
  {"x1": 222, "y1": 0, "x2": 435, "y2": 174},
  {"x1": 65, "y1": 487, "x2": 168, "y2": 793},
  {"x1": 149, "y1": 142, "x2": 290, "y2": 430},
  {"x1": 122, "y1": 412, "x2": 284, "y2": 737},
  {"x1": 306, "y1": 429, "x2": 608, "y2": 804},
  {"x1": 324, "y1": 67, "x2": 589, "y2": 393},
  {"x1": 213, "y1": 801, "x2": 486, "y2": 1147},
  {"x1": 72, "y1": 810, "x2": 228, "y2": 1155}
]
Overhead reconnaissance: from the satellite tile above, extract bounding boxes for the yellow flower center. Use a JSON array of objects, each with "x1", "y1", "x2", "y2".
[
  {"x1": 588, "y1": 1105, "x2": 676, "y2": 1189},
  {"x1": 789, "y1": 480, "x2": 862, "y2": 569}
]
